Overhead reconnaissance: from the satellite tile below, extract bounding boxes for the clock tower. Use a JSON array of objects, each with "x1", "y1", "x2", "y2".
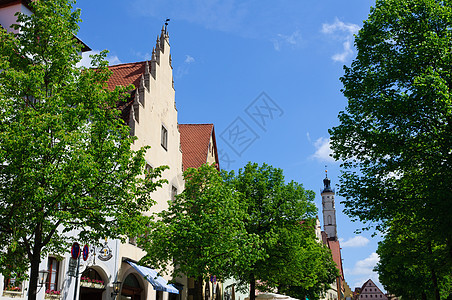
[{"x1": 322, "y1": 170, "x2": 337, "y2": 240}]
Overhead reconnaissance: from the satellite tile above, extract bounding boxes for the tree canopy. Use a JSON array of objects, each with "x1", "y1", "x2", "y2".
[
  {"x1": 376, "y1": 217, "x2": 452, "y2": 300},
  {"x1": 229, "y1": 162, "x2": 337, "y2": 300},
  {"x1": 139, "y1": 164, "x2": 262, "y2": 300},
  {"x1": 0, "y1": 1, "x2": 166, "y2": 299},
  {"x1": 329, "y1": 0, "x2": 452, "y2": 297}
]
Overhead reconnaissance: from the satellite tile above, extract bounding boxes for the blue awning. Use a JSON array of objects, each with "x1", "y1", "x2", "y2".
[{"x1": 126, "y1": 261, "x2": 179, "y2": 294}]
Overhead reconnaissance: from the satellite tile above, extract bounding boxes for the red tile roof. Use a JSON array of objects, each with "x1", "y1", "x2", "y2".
[
  {"x1": 328, "y1": 238, "x2": 344, "y2": 280},
  {"x1": 107, "y1": 61, "x2": 147, "y2": 91},
  {"x1": 179, "y1": 124, "x2": 218, "y2": 171}
]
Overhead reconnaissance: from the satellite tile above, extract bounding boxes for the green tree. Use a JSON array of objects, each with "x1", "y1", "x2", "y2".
[
  {"x1": 329, "y1": 0, "x2": 452, "y2": 294},
  {"x1": 277, "y1": 236, "x2": 339, "y2": 300},
  {"x1": 139, "y1": 164, "x2": 262, "y2": 300},
  {"x1": 0, "y1": 1, "x2": 166, "y2": 299},
  {"x1": 230, "y1": 162, "x2": 336, "y2": 300},
  {"x1": 376, "y1": 217, "x2": 452, "y2": 300}
]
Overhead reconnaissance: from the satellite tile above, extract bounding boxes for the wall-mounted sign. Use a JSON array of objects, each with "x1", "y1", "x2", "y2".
[
  {"x1": 71, "y1": 242, "x2": 80, "y2": 260},
  {"x1": 82, "y1": 245, "x2": 89, "y2": 261},
  {"x1": 68, "y1": 258, "x2": 78, "y2": 277},
  {"x1": 98, "y1": 240, "x2": 112, "y2": 261}
]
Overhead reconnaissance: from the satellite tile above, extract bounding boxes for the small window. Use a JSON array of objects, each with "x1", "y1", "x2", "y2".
[
  {"x1": 3, "y1": 276, "x2": 22, "y2": 292},
  {"x1": 46, "y1": 257, "x2": 60, "y2": 292},
  {"x1": 171, "y1": 186, "x2": 177, "y2": 201},
  {"x1": 145, "y1": 164, "x2": 153, "y2": 179},
  {"x1": 327, "y1": 215, "x2": 332, "y2": 225},
  {"x1": 161, "y1": 125, "x2": 168, "y2": 150}
]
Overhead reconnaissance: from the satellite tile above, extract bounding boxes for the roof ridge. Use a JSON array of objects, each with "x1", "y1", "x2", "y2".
[
  {"x1": 179, "y1": 123, "x2": 213, "y2": 126},
  {"x1": 108, "y1": 60, "x2": 148, "y2": 68}
]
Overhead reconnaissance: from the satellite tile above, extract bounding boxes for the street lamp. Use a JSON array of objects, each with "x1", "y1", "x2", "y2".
[
  {"x1": 111, "y1": 281, "x2": 122, "y2": 299},
  {"x1": 38, "y1": 270, "x2": 49, "y2": 287}
]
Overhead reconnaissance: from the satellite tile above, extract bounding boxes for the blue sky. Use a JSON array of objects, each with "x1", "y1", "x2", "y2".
[{"x1": 76, "y1": 0, "x2": 382, "y2": 291}]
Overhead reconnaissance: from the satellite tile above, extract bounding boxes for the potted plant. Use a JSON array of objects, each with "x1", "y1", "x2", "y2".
[
  {"x1": 3, "y1": 285, "x2": 23, "y2": 298},
  {"x1": 45, "y1": 289, "x2": 61, "y2": 299}
]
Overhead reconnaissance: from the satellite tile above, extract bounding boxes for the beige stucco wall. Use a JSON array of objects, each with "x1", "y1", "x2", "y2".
[
  {"x1": 117, "y1": 33, "x2": 184, "y2": 300},
  {"x1": 206, "y1": 134, "x2": 217, "y2": 166}
]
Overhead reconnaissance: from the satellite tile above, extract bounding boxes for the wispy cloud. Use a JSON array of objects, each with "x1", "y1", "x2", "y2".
[
  {"x1": 310, "y1": 137, "x2": 335, "y2": 162},
  {"x1": 339, "y1": 236, "x2": 370, "y2": 248},
  {"x1": 184, "y1": 55, "x2": 195, "y2": 64},
  {"x1": 77, "y1": 50, "x2": 121, "y2": 68},
  {"x1": 321, "y1": 18, "x2": 360, "y2": 62},
  {"x1": 272, "y1": 30, "x2": 302, "y2": 51},
  {"x1": 176, "y1": 54, "x2": 196, "y2": 79},
  {"x1": 131, "y1": 0, "x2": 250, "y2": 36}
]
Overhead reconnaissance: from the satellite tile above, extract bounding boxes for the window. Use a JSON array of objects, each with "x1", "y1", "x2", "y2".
[
  {"x1": 161, "y1": 125, "x2": 168, "y2": 150},
  {"x1": 3, "y1": 276, "x2": 22, "y2": 292},
  {"x1": 46, "y1": 257, "x2": 60, "y2": 291},
  {"x1": 327, "y1": 215, "x2": 332, "y2": 225},
  {"x1": 171, "y1": 186, "x2": 177, "y2": 201},
  {"x1": 145, "y1": 164, "x2": 153, "y2": 180}
]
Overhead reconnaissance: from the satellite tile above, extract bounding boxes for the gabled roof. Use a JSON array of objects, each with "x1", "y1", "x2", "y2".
[
  {"x1": 107, "y1": 61, "x2": 147, "y2": 91},
  {"x1": 327, "y1": 238, "x2": 344, "y2": 280},
  {"x1": 361, "y1": 279, "x2": 386, "y2": 296},
  {"x1": 179, "y1": 124, "x2": 219, "y2": 171}
]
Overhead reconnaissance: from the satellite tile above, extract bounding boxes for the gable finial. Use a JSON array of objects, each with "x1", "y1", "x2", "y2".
[{"x1": 164, "y1": 18, "x2": 170, "y2": 34}]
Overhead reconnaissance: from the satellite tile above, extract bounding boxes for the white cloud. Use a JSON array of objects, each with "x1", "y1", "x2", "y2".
[
  {"x1": 339, "y1": 236, "x2": 370, "y2": 248},
  {"x1": 272, "y1": 30, "x2": 302, "y2": 51},
  {"x1": 321, "y1": 18, "x2": 360, "y2": 36},
  {"x1": 176, "y1": 54, "x2": 196, "y2": 79},
  {"x1": 321, "y1": 18, "x2": 360, "y2": 62},
  {"x1": 311, "y1": 137, "x2": 335, "y2": 162},
  {"x1": 77, "y1": 50, "x2": 121, "y2": 68},
  {"x1": 345, "y1": 253, "x2": 385, "y2": 290},
  {"x1": 184, "y1": 55, "x2": 195, "y2": 63}
]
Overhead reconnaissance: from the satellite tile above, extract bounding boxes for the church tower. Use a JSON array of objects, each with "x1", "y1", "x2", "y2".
[{"x1": 322, "y1": 170, "x2": 337, "y2": 240}]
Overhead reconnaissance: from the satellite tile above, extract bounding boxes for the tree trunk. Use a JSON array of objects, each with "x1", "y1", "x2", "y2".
[
  {"x1": 249, "y1": 273, "x2": 255, "y2": 300},
  {"x1": 194, "y1": 276, "x2": 204, "y2": 300},
  {"x1": 28, "y1": 224, "x2": 43, "y2": 300},
  {"x1": 428, "y1": 242, "x2": 440, "y2": 300}
]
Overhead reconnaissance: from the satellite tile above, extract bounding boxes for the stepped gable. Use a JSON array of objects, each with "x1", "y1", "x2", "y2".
[
  {"x1": 107, "y1": 61, "x2": 147, "y2": 91},
  {"x1": 179, "y1": 124, "x2": 216, "y2": 171},
  {"x1": 105, "y1": 61, "x2": 147, "y2": 125}
]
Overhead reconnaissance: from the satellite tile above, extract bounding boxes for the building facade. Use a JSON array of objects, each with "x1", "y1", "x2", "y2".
[{"x1": 0, "y1": 3, "x2": 219, "y2": 300}]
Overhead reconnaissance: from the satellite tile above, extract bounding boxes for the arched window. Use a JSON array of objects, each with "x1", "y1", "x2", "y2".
[
  {"x1": 327, "y1": 215, "x2": 332, "y2": 225},
  {"x1": 121, "y1": 274, "x2": 142, "y2": 300}
]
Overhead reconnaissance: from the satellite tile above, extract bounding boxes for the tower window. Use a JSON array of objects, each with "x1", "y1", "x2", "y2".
[
  {"x1": 161, "y1": 125, "x2": 168, "y2": 150},
  {"x1": 327, "y1": 215, "x2": 332, "y2": 225}
]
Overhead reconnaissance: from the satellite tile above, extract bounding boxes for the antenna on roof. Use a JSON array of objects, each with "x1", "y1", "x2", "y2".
[{"x1": 164, "y1": 18, "x2": 170, "y2": 33}]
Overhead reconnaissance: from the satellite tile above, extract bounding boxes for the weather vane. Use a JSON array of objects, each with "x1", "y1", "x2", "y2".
[{"x1": 164, "y1": 18, "x2": 170, "y2": 33}]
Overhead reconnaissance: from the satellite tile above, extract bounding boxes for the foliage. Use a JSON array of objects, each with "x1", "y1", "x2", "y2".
[
  {"x1": 277, "y1": 237, "x2": 339, "y2": 300},
  {"x1": 139, "y1": 164, "x2": 262, "y2": 300},
  {"x1": 229, "y1": 162, "x2": 336, "y2": 300},
  {"x1": 329, "y1": 0, "x2": 452, "y2": 297},
  {"x1": 376, "y1": 217, "x2": 452, "y2": 300},
  {"x1": 0, "y1": 0, "x2": 166, "y2": 299}
]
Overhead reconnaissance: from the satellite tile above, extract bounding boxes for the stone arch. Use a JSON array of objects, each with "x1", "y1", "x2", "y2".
[
  {"x1": 121, "y1": 273, "x2": 143, "y2": 300},
  {"x1": 79, "y1": 267, "x2": 108, "y2": 300}
]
